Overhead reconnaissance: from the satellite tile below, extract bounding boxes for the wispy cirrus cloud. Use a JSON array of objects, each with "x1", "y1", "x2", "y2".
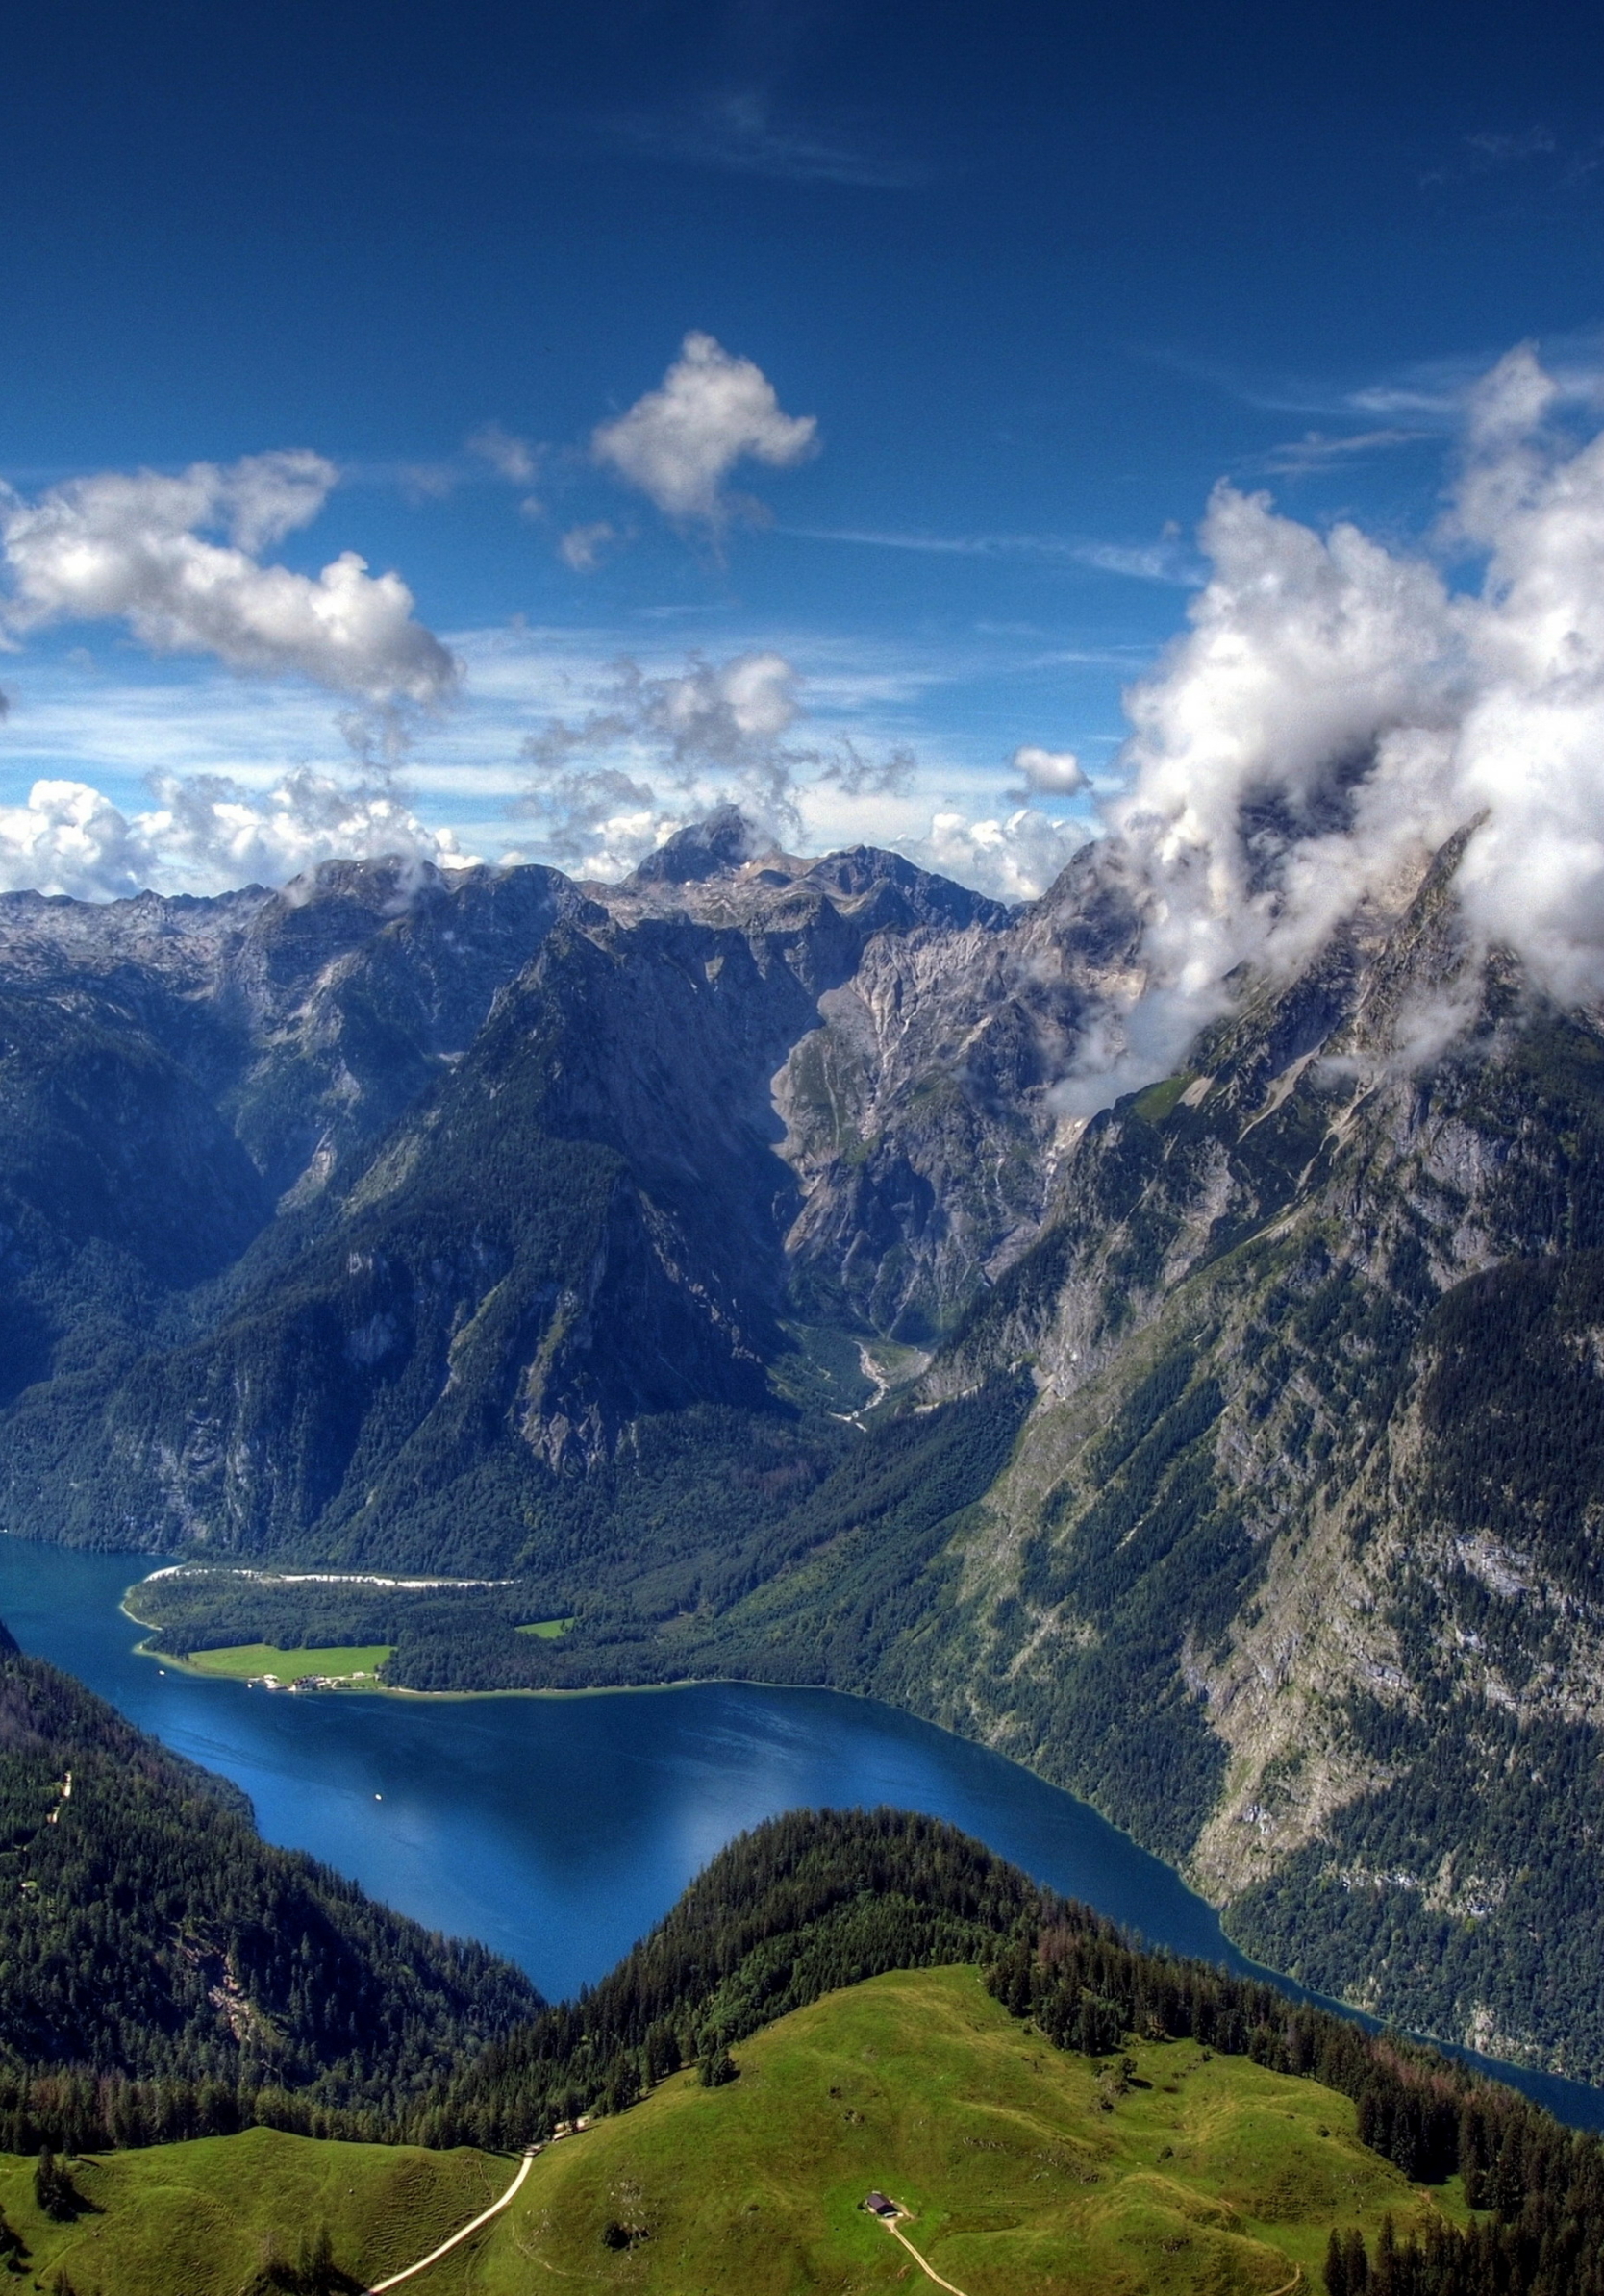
[
  {"x1": 1250, "y1": 426, "x2": 1427, "y2": 477},
  {"x1": 788, "y1": 524, "x2": 1204, "y2": 586},
  {"x1": 465, "y1": 423, "x2": 539, "y2": 485},
  {"x1": 1420, "y1": 123, "x2": 1604, "y2": 193},
  {"x1": 599, "y1": 90, "x2": 925, "y2": 188},
  {"x1": 1157, "y1": 331, "x2": 1604, "y2": 440}
]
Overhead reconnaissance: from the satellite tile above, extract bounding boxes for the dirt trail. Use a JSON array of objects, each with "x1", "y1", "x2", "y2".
[
  {"x1": 363, "y1": 2146, "x2": 537, "y2": 2292},
  {"x1": 874, "y1": 2212, "x2": 971, "y2": 2296}
]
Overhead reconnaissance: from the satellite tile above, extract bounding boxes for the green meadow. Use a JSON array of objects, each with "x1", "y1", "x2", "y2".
[
  {"x1": 0, "y1": 1967, "x2": 1479, "y2": 2294},
  {"x1": 167, "y1": 1642, "x2": 393, "y2": 1684},
  {"x1": 475, "y1": 1965, "x2": 1466, "y2": 2293},
  {"x1": 0, "y1": 2127, "x2": 499, "y2": 2296}
]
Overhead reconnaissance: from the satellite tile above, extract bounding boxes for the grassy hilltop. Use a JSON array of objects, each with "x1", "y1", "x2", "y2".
[
  {"x1": 470, "y1": 1965, "x2": 1453, "y2": 2295},
  {"x1": 0, "y1": 1967, "x2": 1453, "y2": 2296},
  {"x1": 0, "y1": 2130, "x2": 496, "y2": 2296}
]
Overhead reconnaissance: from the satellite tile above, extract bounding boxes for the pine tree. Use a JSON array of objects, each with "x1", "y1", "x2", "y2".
[{"x1": 1325, "y1": 2228, "x2": 1348, "y2": 2296}]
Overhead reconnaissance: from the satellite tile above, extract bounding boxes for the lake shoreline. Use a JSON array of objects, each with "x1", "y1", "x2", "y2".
[{"x1": 0, "y1": 1543, "x2": 1583, "y2": 2135}]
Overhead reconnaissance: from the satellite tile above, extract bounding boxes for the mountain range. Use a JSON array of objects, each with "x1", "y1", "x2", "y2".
[{"x1": 2, "y1": 807, "x2": 1602, "y2": 2081}]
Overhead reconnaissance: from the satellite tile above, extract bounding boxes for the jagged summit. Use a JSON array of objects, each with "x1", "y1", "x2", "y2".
[{"x1": 630, "y1": 804, "x2": 772, "y2": 884}]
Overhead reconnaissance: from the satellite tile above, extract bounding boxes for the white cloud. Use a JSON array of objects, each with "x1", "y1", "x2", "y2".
[
  {"x1": 592, "y1": 333, "x2": 816, "y2": 523},
  {"x1": 559, "y1": 521, "x2": 617, "y2": 572},
  {"x1": 1255, "y1": 427, "x2": 1424, "y2": 478},
  {"x1": 788, "y1": 524, "x2": 1202, "y2": 584},
  {"x1": 466, "y1": 424, "x2": 539, "y2": 484},
  {"x1": 1, "y1": 453, "x2": 458, "y2": 707},
  {"x1": 519, "y1": 648, "x2": 946, "y2": 875},
  {"x1": 1055, "y1": 343, "x2": 1604, "y2": 1106},
  {"x1": 900, "y1": 807, "x2": 1083, "y2": 905},
  {"x1": 518, "y1": 648, "x2": 806, "y2": 863},
  {"x1": 0, "y1": 770, "x2": 473, "y2": 902},
  {"x1": 1010, "y1": 744, "x2": 1087, "y2": 796},
  {"x1": 603, "y1": 91, "x2": 924, "y2": 189}
]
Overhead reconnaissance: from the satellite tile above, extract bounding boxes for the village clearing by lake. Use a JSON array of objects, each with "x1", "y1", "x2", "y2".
[{"x1": 171, "y1": 1643, "x2": 393, "y2": 1686}]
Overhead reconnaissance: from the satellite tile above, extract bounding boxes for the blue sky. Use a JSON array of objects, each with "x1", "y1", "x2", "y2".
[{"x1": 3, "y1": 0, "x2": 1604, "y2": 898}]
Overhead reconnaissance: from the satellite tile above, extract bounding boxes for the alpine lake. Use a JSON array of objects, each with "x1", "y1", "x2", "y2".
[{"x1": 5, "y1": 1537, "x2": 1601, "y2": 2133}]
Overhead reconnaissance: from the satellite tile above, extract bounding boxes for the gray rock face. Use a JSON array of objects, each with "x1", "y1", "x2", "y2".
[
  {"x1": 0, "y1": 830, "x2": 1061, "y2": 1550},
  {"x1": 891, "y1": 832, "x2": 1604, "y2": 2076},
  {"x1": 775, "y1": 841, "x2": 1139, "y2": 1337}
]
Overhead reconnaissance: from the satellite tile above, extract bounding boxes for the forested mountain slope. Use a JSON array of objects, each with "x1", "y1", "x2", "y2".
[
  {"x1": 5, "y1": 815, "x2": 1604, "y2": 2079},
  {"x1": 0, "y1": 1616, "x2": 537, "y2": 2142}
]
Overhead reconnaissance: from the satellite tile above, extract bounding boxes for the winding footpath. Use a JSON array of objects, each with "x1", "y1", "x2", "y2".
[
  {"x1": 363, "y1": 2146, "x2": 539, "y2": 2293},
  {"x1": 872, "y1": 2207, "x2": 1301, "y2": 2296},
  {"x1": 873, "y1": 2211, "x2": 971, "y2": 2296}
]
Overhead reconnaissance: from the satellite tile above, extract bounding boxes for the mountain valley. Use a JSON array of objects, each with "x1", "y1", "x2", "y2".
[{"x1": 4, "y1": 813, "x2": 1604, "y2": 2081}]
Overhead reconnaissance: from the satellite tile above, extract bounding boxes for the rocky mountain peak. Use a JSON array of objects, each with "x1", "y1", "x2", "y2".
[{"x1": 629, "y1": 804, "x2": 773, "y2": 885}]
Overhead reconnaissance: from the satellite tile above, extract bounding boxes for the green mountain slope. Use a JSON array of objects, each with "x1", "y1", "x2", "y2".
[
  {"x1": 0, "y1": 1617, "x2": 538, "y2": 2142},
  {"x1": 0, "y1": 2128, "x2": 497, "y2": 2296},
  {"x1": 463, "y1": 1966, "x2": 1441, "y2": 2296},
  {"x1": 8, "y1": 1806, "x2": 1604, "y2": 2296},
  {"x1": 0, "y1": 1977, "x2": 1449, "y2": 2296}
]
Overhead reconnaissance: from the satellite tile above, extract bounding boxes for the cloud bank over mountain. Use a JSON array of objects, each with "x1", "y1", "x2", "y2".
[
  {"x1": 0, "y1": 770, "x2": 470, "y2": 902},
  {"x1": 1060, "y1": 345, "x2": 1604, "y2": 1105}
]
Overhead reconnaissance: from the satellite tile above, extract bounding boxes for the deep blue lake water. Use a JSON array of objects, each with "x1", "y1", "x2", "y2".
[{"x1": 4, "y1": 1538, "x2": 1601, "y2": 2132}]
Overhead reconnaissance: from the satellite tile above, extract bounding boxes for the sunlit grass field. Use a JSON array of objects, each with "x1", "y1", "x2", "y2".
[
  {"x1": 166, "y1": 1641, "x2": 394, "y2": 1683},
  {"x1": 476, "y1": 1965, "x2": 1467, "y2": 2294},
  {"x1": 0, "y1": 2128, "x2": 500, "y2": 2295},
  {"x1": 0, "y1": 1967, "x2": 1476, "y2": 2294}
]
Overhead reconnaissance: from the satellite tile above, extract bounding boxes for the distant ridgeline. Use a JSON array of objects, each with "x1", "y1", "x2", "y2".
[{"x1": 0, "y1": 1619, "x2": 539, "y2": 2151}]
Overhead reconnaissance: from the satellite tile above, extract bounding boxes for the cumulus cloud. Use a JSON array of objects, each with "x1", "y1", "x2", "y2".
[
  {"x1": 592, "y1": 333, "x2": 816, "y2": 523},
  {"x1": 1, "y1": 453, "x2": 458, "y2": 707},
  {"x1": 1010, "y1": 744, "x2": 1087, "y2": 797},
  {"x1": 1059, "y1": 343, "x2": 1604, "y2": 1106},
  {"x1": 0, "y1": 770, "x2": 473, "y2": 903},
  {"x1": 902, "y1": 808, "x2": 1084, "y2": 906}
]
